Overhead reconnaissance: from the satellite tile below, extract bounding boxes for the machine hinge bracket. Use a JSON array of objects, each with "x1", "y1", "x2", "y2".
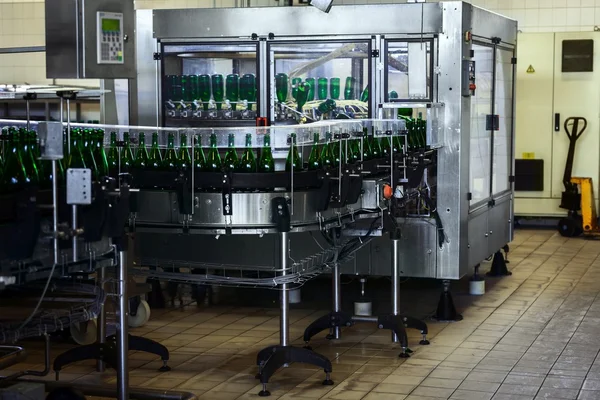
[
  {"x1": 371, "y1": 49, "x2": 380, "y2": 58},
  {"x1": 491, "y1": 37, "x2": 501, "y2": 44},
  {"x1": 511, "y1": 57, "x2": 517, "y2": 65},
  {"x1": 153, "y1": 52, "x2": 161, "y2": 61},
  {"x1": 467, "y1": 192, "x2": 472, "y2": 201}
]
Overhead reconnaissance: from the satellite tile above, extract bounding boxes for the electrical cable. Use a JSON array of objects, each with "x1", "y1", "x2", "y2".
[{"x1": 14, "y1": 262, "x2": 56, "y2": 332}]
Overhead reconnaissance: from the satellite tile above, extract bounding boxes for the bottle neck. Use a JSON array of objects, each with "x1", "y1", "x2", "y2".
[
  {"x1": 263, "y1": 135, "x2": 271, "y2": 148},
  {"x1": 180, "y1": 135, "x2": 188, "y2": 148},
  {"x1": 210, "y1": 135, "x2": 217, "y2": 148},
  {"x1": 167, "y1": 135, "x2": 175, "y2": 148},
  {"x1": 152, "y1": 134, "x2": 159, "y2": 146},
  {"x1": 228, "y1": 135, "x2": 235, "y2": 148},
  {"x1": 245, "y1": 136, "x2": 252, "y2": 148}
]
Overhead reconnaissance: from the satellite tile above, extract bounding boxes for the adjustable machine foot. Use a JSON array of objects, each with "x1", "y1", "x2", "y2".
[
  {"x1": 53, "y1": 334, "x2": 170, "y2": 378},
  {"x1": 487, "y1": 250, "x2": 512, "y2": 277},
  {"x1": 434, "y1": 280, "x2": 463, "y2": 322},
  {"x1": 255, "y1": 345, "x2": 332, "y2": 396}
]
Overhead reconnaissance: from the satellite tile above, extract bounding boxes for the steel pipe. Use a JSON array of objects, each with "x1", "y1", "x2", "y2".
[
  {"x1": 391, "y1": 237, "x2": 400, "y2": 343},
  {"x1": 117, "y1": 250, "x2": 129, "y2": 400},
  {"x1": 280, "y1": 232, "x2": 289, "y2": 347},
  {"x1": 96, "y1": 264, "x2": 106, "y2": 372}
]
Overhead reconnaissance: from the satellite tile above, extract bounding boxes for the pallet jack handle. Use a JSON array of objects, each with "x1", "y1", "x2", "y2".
[{"x1": 563, "y1": 116, "x2": 587, "y2": 189}]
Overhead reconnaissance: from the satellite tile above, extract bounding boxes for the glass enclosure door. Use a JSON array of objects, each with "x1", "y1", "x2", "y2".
[
  {"x1": 160, "y1": 43, "x2": 259, "y2": 128},
  {"x1": 268, "y1": 41, "x2": 371, "y2": 125},
  {"x1": 385, "y1": 39, "x2": 434, "y2": 103},
  {"x1": 469, "y1": 44, "x2": 494, "y2": 208},
  {"x1": 492, "y1": 47, "x2": 514, "y2": 197}
]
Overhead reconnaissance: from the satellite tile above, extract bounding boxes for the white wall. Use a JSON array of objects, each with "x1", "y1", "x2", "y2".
[{"x1": 1, "y1": 0, "x2": 599, "y2": 85}]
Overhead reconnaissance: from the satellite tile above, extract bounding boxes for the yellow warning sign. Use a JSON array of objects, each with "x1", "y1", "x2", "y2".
[
  {"x1": 526, "y1": 65, "x2": 535, "y2": 74},
  {"x1": 522, "y1": 152, "x2": 535, "y2": 159}
]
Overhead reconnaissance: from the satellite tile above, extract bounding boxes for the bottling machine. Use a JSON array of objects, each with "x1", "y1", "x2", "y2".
[{"x1": 0, "y1": 2, "x2": 517, "y2": 400}]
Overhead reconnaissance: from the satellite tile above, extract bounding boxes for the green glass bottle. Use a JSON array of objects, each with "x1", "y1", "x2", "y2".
[
  {"x1": 360, "y1": 85, "x2": 369, "y2": 102},
  {"x1": 238, "y1": 133, "x2": 257, "y2": 173},
  {"x1": 223, "y1": 133, "x2": 239, "y2": 172},
  {"x1": 320, "y1": 132, "x2": 334, "y2": 169},
  {"x1": 120, "y1": 132, "x2": 135, "y2": 173},
  {"x1": 291, "y1": 77, "x2": 302, "y2": 100},
  {"x1": 317, "y1": 78, "x2": 328, "y2": 100},
  {"x1": 2, "y1": 129, "x2": 28, "y2": 191},
  {"x1": 362, "y1": 128, "x2": 373, "y2": 161},
  {"x1": 305, "y1": 78, "x2": 316, "y2": 101},
  {"x1": 178, "y1": 133, "x2": 192, "y2": 169},
  {"x1": 330, "y1": 78, "x2": 340, "y2": 100},
  {"x1": 68, "y1": 128, "x2": 86, "y2": 169},
  {"x1": 406, "y1": 119, "x2": 415, "y2": 150},
  {"x1": 417, "y1": 112, "x2": 426, "y2": 148},
  {"x1": 389, "y1": 90, "x2": 399, "y2": 100},
  {"x1": 162, "y1": 132, "x2": 178, "y2": 170},
  {"x1": 94, "y1": 130, "x2": 109, "y2": 178},
  {"x1": 82, "y1": 129, "x2": 98, "y2": 178},
  {"x1": 344, "y1": 77, "x2": 355, "y2": 100},
  {"x1": 148, "y1": 132, "x2": 163, "y2": 169},
  {"x1": 296, "y1": 82, "x2": 310, "y2": 112},
  {"x1": 240, "y1": 74, "x2": 257, "y2": 110},
  {"x1": 285, "y1": 133, "x2": 302, "y2": 172},
  {"x1": 370, "y1": 129, "x2": 382, "y2": 159},
  {"x1": 307, "y1": 132, "x2": 321, "y2": 171},
  {"x1": 106, "y1": 132, "x2": 119, "y2": 175},
  {"x1": 198, "y1": 74, "x2": 212, "y2": 111},
  {"x1": 348, "y1": 136, "x2": 361, "y2": 164},
  {"x1": 212, "y1": 74, "x2": 225, "y2": 110},
  {"x1": 226, "y1": 74, "x2": 240, "y2": 111},
  {"x1": 193, "y1": 135, "x2": 206, "y2": 171},
  {"x1": 30, "y1": 129, "x2": 50, "y2": 186},
  {"x1": 134, "y1": 132, "x2": 149, "y2": 169},
  {"x1": 275, "y1": 73, "x2": 289, "y2": 103},
  {"x1": 206, "y1": 132, "x2": 222, "y2": 172},
  {"x1": 21, "y1": 128, "x2": 39, "y2": 185},
  {"x1": 258, "y1": 134, "x2": 275, "y2": 173}
]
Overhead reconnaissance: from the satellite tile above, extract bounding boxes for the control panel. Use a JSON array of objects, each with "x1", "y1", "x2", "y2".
[{"x1": 97, "y1": 11, "x2": 124, "y2": 65}]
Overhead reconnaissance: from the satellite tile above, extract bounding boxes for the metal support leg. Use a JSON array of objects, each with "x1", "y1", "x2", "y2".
[
  {"x1": 391, "y1": 237, "x2": 400, "y2": 343},
  {"x1": 117, "y1": 250, "x2": 129, "y2": 400},
  {"x1": 96, "y1": 265, "x2": 106, "y2": 372},
  {"x1": 329, "y1": 261, "x2": 341, "y2": 340},
  {"x1": 72, "y1": 206, "x2": 78, "y2": 261},
  {"x1": 280, "y1": 232, "x2": 289, "y2": 347},
  {"x1": 51, "y1": 160, "x2": 59, "y2": 265}
]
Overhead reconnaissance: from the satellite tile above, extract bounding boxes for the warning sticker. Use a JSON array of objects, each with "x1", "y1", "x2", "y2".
[
  {"x1": 522, "y1": 152, "x2": 535, "y2": 159},
  {"x1": 526, "y1": 65, "x2": 535, "y2": 74}
]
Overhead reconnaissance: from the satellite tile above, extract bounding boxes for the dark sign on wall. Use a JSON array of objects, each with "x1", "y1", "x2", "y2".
[{"x1": 562, "y1": 39, "x2": 594, "y2": 72}]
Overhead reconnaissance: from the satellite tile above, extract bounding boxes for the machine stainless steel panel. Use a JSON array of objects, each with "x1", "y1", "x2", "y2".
[
  {"x1": 45, "y1": 0, "x2": 136, "y2": 79},
  {"x1": 152, "y1": 4, "x2": 443, "y2": 39},
  {"x1": 134, "y1": 10, "x2": 159, "y2": 127},
  {"x1": 468, "y1": 209, "x2": 489, "y2": 268},
  {"x1": 487, "y1": 195, "x2": 512, "y2": 255}
]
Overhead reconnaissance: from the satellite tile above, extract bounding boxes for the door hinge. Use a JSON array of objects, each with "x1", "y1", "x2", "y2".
[
  {"x1": 467, "y1": 192, "x2": 472, "y2": 201},
  {"x1": 153, "y1": 52, "x2": 162, "y2": 61},
  {"x1": 371, "y1": 49, "x2": 380, "y2": 57},
  {"x1": 511, "y1": 57, "x2": 517, "y2": 65}
]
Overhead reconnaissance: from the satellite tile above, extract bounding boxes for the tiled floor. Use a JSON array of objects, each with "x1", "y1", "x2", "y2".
[{"x1": 8, "y1": 228, "x2": 600, "y2": 400}]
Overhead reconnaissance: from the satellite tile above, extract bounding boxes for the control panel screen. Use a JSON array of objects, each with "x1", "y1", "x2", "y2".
[
  {"x1": 97, "y1": 11, "x2": 124, "y2": 65},
  {"x1": 102, "y1": 18, "x2": 120, "y2": 32}
]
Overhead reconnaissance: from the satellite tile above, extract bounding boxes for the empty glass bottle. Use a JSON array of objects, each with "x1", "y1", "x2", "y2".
[
  {"x1": 330, "y1": 78, "x2": 340, "y2": 100},
  {"x1": 370, "y1": 129, "x2": 382, "y2": 159},
  {"x1": 68, "y1": 128, "x2": 86, "y2": 169},
  {"x1": 361, "y1": 128, "x2": 373, "y2": 161},
  {"x1": 320, "y1": 132, "x2": 334, "y2": 169},
  {"x1": 212, "y1": 74, "x2": 225, "y2": 110},
  {"x1": 348, "y1": 135, "x2": 361, "y2": 164},
  {"x1": 120, "y1": 132, "x2": 135, "y2": 173},
  {"x1": 94, "y1": 130, "x2": 109, "y2": 178},
  {"x1": 305, "y1": 78, "x2": 316, "y2": 101},
  {"x1": 193, "y1": 135, "x2": 206, "y2": 171},
  {"x1": 205, "y1": 132, "x2": 222, "y2": 172},
  {"x1": 344, "y1": 77, "x2": 355, "y2": 100},
  {"x1": 296, "y1": 82, "x2": 310, "y2": 112},
  {"x1": 307, "y1": 132, "x2": 321, "y2": 171},
  {"x1": 223, "y1": 133, "x2": 239, "y2": 172},
  {"x1": 238, "y1": 133, "x2": 257, "y2": 173},
  {"x1": 148, "y1": 132, "x2": 162, "y2": 169},
  {"x1": 360, "y1": 85, "x2": 369, "y2": 102},
  {"x1": 291, "y1": 77, "x2": 302, "y2": 101},
  {"x1": 317, "y1": 78, "x2": 328, "y2": 100},
  {"x1": 240, "y1": 74, "x2": 257, "y2": 110},
  {"x1": 82, "y1": 129, "x2": 98, "y2": 178},
  {"x1": 199, "y1": 74, "x2": 212, "y2": 111},
  {"x1": 106, "y1": 132, "x2": 119, "y2": 174},
  {"x1": 178, "y1": 133, "x2": 192, "y2": 169},
  {"x1": 275, "y1": 73, "x2": 289, "y2": 103},
  {"x1": 134, "y1": 132, "x2": 149, "y2": 169},
  {"x1": 258, "y1": 134, "x2": 274, "y2": 173},
  {"x1": 2, "y1": 129, "x2": 29, "y2": 191},
  {"x1": 285, "y1": 133, "x2": 302, "y2": 172},
  {"x1": 226, "y1": 74, "x2": 240, "y2": 111},
  {"x1": 162, "y1": 132, "x2": 178, "y2": 170}
]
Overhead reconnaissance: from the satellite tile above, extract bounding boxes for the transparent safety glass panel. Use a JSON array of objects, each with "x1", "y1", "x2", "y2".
[
  {"x1": 161, "y1": 43, "x2": 259, "y2": 128},
  {"x1": 492, "y1": 48, "x2": 514, "y2": 196},
  {"x1": 469, "y1": 44, "x2": 494, "y2": 208},
  {"x1": 270, "y1": 41, "x2": 370, "y2": 124},
  {"x1": 386, "y1": 40, "x2": 432, "y2": 102}
]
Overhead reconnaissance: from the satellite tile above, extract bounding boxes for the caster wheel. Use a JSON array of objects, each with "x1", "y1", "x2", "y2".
[
  {"x1": 129, "y1": 299, "x2": 151, "y2": 328},
  {"x1": 159, "y1": 365, "x2": 171, "y2": 372},
  {"x1": 258, "y1": 390, "x2": 271, "y2": 397},
  {"x1": 558, "y1": 218, "x2": 577, "y2": 237},
  {"x1": 420, "y1": 340, "x2": 430, "y2": 345},
  {"x1": 70, "y1": 319, "x2": 97, "y2": 346}
]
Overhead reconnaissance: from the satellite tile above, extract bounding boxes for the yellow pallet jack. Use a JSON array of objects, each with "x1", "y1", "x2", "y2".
[{"x1": 558, "y1": 117, "x2": 599, "y2": 237}]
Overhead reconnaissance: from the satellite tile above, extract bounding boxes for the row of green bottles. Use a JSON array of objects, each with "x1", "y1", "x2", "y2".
[
  {"x1": 165, "y1": 74, "x2": 257, "y2": 110},
  {"x1": 398, "y1": 109, "x2": 427, "y2": 149},
  {"x1": 275, "y1": 74, "x2": 364, "y2": 105},
  {"x1": 67, "y1": 128, "x2": 109, "y2": 181}
]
